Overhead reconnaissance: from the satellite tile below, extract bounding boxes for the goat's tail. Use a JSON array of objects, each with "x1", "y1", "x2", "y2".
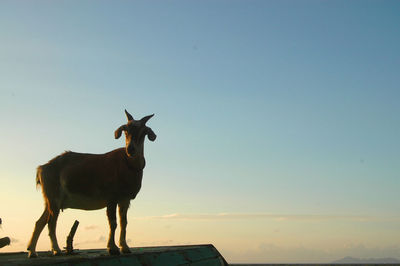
[
  {"x1": 36, "y1": 165, "x2": 59, "y2": 216},
  {"x1": 35, "y1": 167, "x2": 42, "y2": 189}
]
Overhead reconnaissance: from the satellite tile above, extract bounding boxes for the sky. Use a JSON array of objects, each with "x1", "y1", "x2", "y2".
[{"x1": 0, "y1": 0, "x2": 399, "y2": 263}]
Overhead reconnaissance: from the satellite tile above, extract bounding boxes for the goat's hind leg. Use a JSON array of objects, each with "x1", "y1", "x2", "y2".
[
  {"x1": 48, "y1": 208, "x2": 62, "y2": 256},
  {"x1": 27, "y1": 208, "x2": 49, "y2": 258}
]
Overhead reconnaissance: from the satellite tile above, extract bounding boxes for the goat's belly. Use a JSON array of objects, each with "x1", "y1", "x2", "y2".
[{"x1": 62, "y1": 193, "x2": 108, "y2": 210}]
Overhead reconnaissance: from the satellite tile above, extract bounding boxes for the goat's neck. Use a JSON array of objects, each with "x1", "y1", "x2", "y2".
[{"x1": 125, "y1": 152, "x2": 145, "y2": 171}]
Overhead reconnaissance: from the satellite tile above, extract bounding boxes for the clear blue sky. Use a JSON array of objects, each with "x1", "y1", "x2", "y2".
[{"x1": 1, "y1": 1, "x2": 399, "y2": 263}]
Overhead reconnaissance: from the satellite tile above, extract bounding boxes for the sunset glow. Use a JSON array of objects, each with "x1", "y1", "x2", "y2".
[{"x1": 1, "y1": 1, "x2": 399, "y2": 263}]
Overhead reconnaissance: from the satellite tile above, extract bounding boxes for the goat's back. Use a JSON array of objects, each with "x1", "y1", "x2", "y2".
[{"x1": 36, "y1": 148, "x2": 143, "y2": 211}]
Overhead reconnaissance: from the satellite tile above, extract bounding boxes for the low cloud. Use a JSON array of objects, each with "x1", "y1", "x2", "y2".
[
  {"x1": 10, "y1": 237, "x2": 19, "y2": 244},
  {"x1": 84, "y1": 225, "x2": 99, "y2": 231},
  {"x1": 75, "y1": 235, "x2": 106, "y2": 246},
  {"x1": 136, "y1": 239, "x2": 186, "y2": 246},
  {"x1": 132, "y1": 213, "x2": 392, "y2": 222}
]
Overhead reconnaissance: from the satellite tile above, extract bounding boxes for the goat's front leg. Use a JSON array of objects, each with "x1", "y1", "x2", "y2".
[
  {"x1": 118, "y1": 200, "x2": 131, "y2": 253},
  {"x1": 106, "y1": 203, "x2": 120, "y2": 255}
]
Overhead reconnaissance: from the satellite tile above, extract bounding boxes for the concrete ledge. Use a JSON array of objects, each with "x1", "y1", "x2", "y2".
[{"x1": 0, "y1": 244, "x2": 228, "y2": 266}]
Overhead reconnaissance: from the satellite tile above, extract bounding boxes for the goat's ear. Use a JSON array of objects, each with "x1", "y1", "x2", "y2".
[
  {"x1": 125, "y1": 109, "x2": 134, "y2": 121},
  {"x1": 141, "y1": 114, "x2": 154, "y2": 124},
  {"x1": 146, "y1": 127, "x2": 157, "y2": 141},
  {"x1": 114, "y1": 125, "x2": 127, "y2": 139}
]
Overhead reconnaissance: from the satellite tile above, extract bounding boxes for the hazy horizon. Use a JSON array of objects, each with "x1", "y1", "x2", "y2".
[{"x1": 1, "y1": 0, "x2": 399, "y2": 263}]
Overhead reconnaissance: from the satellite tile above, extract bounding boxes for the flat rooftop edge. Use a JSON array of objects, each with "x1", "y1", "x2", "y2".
[{"x1": 0, "y1": 244, "x2": 228, "y2": 266}]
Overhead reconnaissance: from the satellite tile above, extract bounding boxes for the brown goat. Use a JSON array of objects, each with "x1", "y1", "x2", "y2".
[{"x1": 27, "y1": 110, "x2": 156, "y2": 258}]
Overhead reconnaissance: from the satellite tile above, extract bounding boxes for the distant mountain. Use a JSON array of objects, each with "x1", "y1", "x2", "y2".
[{"x1": 332, "y1": 256, "x2": 400, "y2": 264}]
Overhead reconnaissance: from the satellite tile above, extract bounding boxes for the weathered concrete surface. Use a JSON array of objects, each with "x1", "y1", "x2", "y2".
[{"x1": 0, "y1": 244, "x2": 228, "y2": 266}]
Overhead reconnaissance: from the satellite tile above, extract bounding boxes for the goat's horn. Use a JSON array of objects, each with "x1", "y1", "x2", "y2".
[
  {"x1": 125, "y1": 109, "x2": 134, "y2": 121},
  {"x1": 141, "y1": 114, "x2": 154, "y2": 124}
]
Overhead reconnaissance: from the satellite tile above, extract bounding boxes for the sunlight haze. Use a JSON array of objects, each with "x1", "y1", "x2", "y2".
[{"x1": 0, "y1": 0, "x2": 399, "y2": 263}]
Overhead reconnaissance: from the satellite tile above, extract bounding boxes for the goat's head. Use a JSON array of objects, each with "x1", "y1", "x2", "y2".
[{"x1": 114, "y1": 110, "x2": 156, "y2": 157}]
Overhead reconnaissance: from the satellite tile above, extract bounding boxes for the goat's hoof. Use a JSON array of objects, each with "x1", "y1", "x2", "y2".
[
  {"x1": 120, "y1": 246, "x2": 131, "y2": 254},
  {"x1": 28, "y1": 251, "x2": 38, "y2": 258},
  {"x1": 52, "y1": 249, "x2": 62, "y2": 256},
  {"x1": 108, "y1": 248, "x2": 120, "y2": 255}
]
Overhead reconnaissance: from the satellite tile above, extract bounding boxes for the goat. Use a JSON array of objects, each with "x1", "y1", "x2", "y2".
[{"x1": 27, "y1": 110, "x2": 156, "y2": 258}]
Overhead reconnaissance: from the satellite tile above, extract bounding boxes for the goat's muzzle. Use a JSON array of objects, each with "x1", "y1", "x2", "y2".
[{"x1": 126, "y1": 145, "x2": 135, "y2": 157}]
